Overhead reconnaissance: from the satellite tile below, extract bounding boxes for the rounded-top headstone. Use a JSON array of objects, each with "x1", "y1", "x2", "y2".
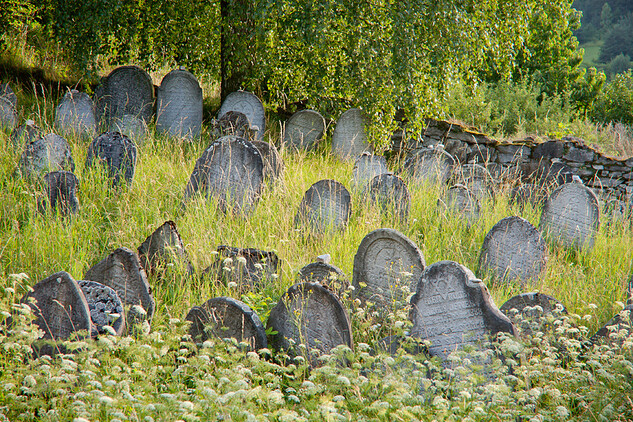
[
  {"x1": 294, "y1": 179, "x2": 352, "y2": 234},
  {"x1": 250, "y1": 139, "x2": 284, "y2": 186},
  {"x1": 10, "y1": 119, "x2": 42, "y2": 149},
  {"x1": 351, "y1": 152, "x2": 389, "y2": 191},
  {"x1": 267, "y1": 282, "x2": 353, "y2": 359},
  {"x1": 54, "y1": 89, "x2": 96, "y2": 139},
  {"x1": 186, "y1": 297, "x2": 267, "y2": 350},
  {"x1": 283, "y1": 109, "x2": 326, "y2": 149},
  {"x1": 539, "y1": 182, "x2": 600, "y2": 250},
  {"x1": 38, "y1": 171, "x2": 80, "y2": 216},
  {"x1": 0, "y1": 95, "x2": 17, "y2": 130},
  {"x1": 297, "y1": 261, "x2": 347, "y2": 292},
  {"x1": 402, "y1": 147, "x2": 455, "y2": 186},
  {"x1": 137, "y1": 220, "x2": 194, "y2": 276},
  {"x1": 409, "y1": 261, "x2": 516, "y2": 360},
  {"x1": 366, "y1": 173, "x2": 410, "y2": 222},
  {"x1": 184, "y1": 135, "x2": 264, "y2": 215},
  {"x1": 352, "y1": 228, "x2": 425, "y2": 308},
  {"x1": 86, "y1": 132, "x2": 137, "y2": 185},
  {"x1": 18, "y1": 133, "x2": 75, "y2": 179},
  {"x1": 331, "y1": 108, "x2": 371, "y2": 159},
  {"x1": 78, "y1": 280, "x2": 125, "y2": 336},
  {"x1": 218, "y1": 91, "x2": 265, "y2": 141},
  {"x1": 478, "y1": 216, "x2": 547, "y2": 285},
  {"x1": 440, "y1": 184, "x2": 480, "y2": 223},
  {"x1": 500, "y1": 292, "x2": 566, "y2": 335},
  {"x1": 156, "y1": 69, "x2": 203, "y2": 139},
  {"x1": 0, "y1": 83, "x2": 17, "y2": 107}
]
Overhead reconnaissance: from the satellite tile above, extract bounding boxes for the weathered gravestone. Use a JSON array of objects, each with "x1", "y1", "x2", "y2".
[
  {"x1": 156, "y1": 68, "x2": 203, "y2": 139},
  {"x1": 18, "y1": 133, "x2": 75, "y2": 179},
  {"x1": 0, "y1": 95, "x2": 17, "y2": 130},
  {"x1": 402, "y1": 147, "x2": 455, "y2": 186},
  {"x1": 500, "y1": 292, "x2": 567, "y2": 335},
  {"x1": 84, "y1": 247, "x2": 155, "y2": 323},
  {"x1": 452, "y1": 163, "x2": 495, "y2": 199},
  {"x1": 186, "y1": 297, "x2": 267, "y2": 350},
  {"x1": 110, "y1": 114, "x2": 147, "y2": 144},
  {"x1": 212, "y1": 111, "x2": 254, "y2": 140},
  {"x1": 137, "y1": 220, "x2": 194, "y2": 276},
  {"x1": 351, "y1": 153, "x2": 389, "y2": 191},
  {"x1": 331, "y1": 108, "x2": 371, "y2": 159},
  {"x1": 539, "y1": 182, "x2": 600, "y2": 250},
  {"x1": 37, "y1": 171, "x2": 80, "y2": 216},
  {"x1": 409, "y1": 261, "x2": 516, "y2": 360},
  {"x1": 95, "y1": 65, "x2": 154, "y2": 129},
  {"x1": 440, "y1": 184, "x2": 480, "y2": 223},
  {"x1": 10, "y1": 119, "x2": 42, "y2": 149},
  {"x1": 267, "y1": 282, "x2": 353, "y2": 360},
  {"x1": 367, "y1": 173, "x2": 411, "y2": 222},
  {"x1": 218, "y1": 91, "x2": 265, "y2": 141},
  {"x1": 54, "y1": 89, "x2": 96, "y2": 139},
  {"x1": 250, "y1": 139, "x2": 284, "y2": 186},
  {"x1": 294, "y1": 179, "x2": 352, "y2": 234},
  {"x1": 352, "y1": 228, "x2": 425, "y2": 308},
  {"x1": 283, "y1": 109, "x2": 326, "y2": 150},
  {"x1": 509, "y1": 183, "x2": 547, "y2": 211},
  {"x1": 478, "y1": 216, "x2": 547, "y2": 285},
  {"x1": 85, "y1": 132, "x2": 137, "y2": 185},
  {"x1": 297, "y1": 261, "x2": 348, "y2": 293},
  {"x1": 0, "y1": 83, "x2": 17, "y2": 107},
  {"x1": 184, "y1": 135, "x2": 264, "y2": 215},
  {"x1": 78, "y1": 280, "x2": 125, "y2": 336},
  {"x1": 590, "y1": 304, "x2": 633, "y2": 346},
  {"x1": 203, "y1": 245, "x2": 279, "y2": 289}
]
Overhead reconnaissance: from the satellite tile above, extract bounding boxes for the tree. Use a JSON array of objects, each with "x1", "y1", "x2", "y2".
[{"x1": 591, "y1": 69, "x2": 633, "y2": 125}]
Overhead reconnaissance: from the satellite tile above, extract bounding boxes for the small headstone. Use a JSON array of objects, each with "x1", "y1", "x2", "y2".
[
  {"x1": 85, "y1": 132, "x2": 137, "y2": 185},
  {"x1": 10, "y1": 119, "x2": 42, "y2": 149},
  {"x1": 18, "y1": 133, "x2": 75, "y2": 179},
  {"x1": 218, "y1": 91, "x2": 265, "y2": 141},
  {"x1": 351, "y1": 153, "x2": 389, "y2": 191},
  {"x1": 250, "y1": 140, "x2": 284, "y2": 186},
  {"x1": 509, "y1": 183, "x2": 546, "y2": 210},
  {"x1": 352, "y1": 228, "x2": 425, "y2": 308},
  {"x1": 402, "y1": 147, "x2": 455, "y2": 186},
  {"x1": 78, "y1": 280, "x2": 125, "y2": 336},
  {"x1": 0, "y1": 96, "x2": 17, "y2": 130},
  {"x1": 366, "y1": 173, "x2": 410, "y2": 222},
  {"x1": 38, "y1": 171, "x2": 80, "y2": 216},
  {"x1": 137, "y1": 220, "x2": 194, "y2": 276},
  {"x1": 478, "y1": 216, "x2": 547, "y2": 285},
  {"x1": 331, "y1": 108, "x2": 371, "y2": 159},
  {"x1": 156, "y1": 69, "x2": 203, "y2": 139},
  {"x1": 267, "y1": 282, "x2": 353, "y2": 360},
  {"x1": 590, "y1": 304, "x2": 633, "y2": 346},
  {"x1": 297, "y1": 262, "x2": 348, "y2": 293},
  {"x1": 184, "y1": 135, "x2": 264, "y2": 215},
  {"x1": 203, "y1": 245, "x2": 279, "y2": 289},
  {"x1": 54, "y1": 89, "x2": 96, "y2": 139},
  {"x1": 283, "y1": 109, "x2": 326, "y2": 149},
  {"x1": 110, "y1": 114, "x2": 147, "y2": 144},
  {"x1": 539, "y1": 182, "x2": 600, "y2": 250},
  {"x1": 409, "y1": 261, "x2": 516, "y2": 360},
  {"x1": 439, "y1": 184, "x2": 480, "y2": 223},
  {"x1": 500, "y1": 292, "x2": 567, "y2": 335},
  {"x1": 453, "y1": 163, "x2": 495, "y2": 199},
  {"x1": 294, "y1": 179, "x2": 352, "y2": 233},
  {"x1": 84, "y1": 247, "x2": 155, "y2": 323},
  {"x1": 0, "y1": 83, "x2": 17, "y2": 107},
  {"x1": 186, "y1": 297, "x2": 267, "y2": 350},
  {"x1": 212, "y1": 111, "x2": 254, "y2": 140}
]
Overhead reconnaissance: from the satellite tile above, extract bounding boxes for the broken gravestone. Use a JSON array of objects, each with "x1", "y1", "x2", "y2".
[
  {"x1": 54, "y1": 89, "x2": 96, "y2": 139},
  {"x1": 10, "y1": 119, "x2": 42, "y2": 149},
  {"x1": 85, "y1": 131, "x2": 137, "y2": 185},
  {"x1": 203, "y1": 245, "x2": 279, "y2": 290},
  {"x1": 500, "y1": 292, "x2": 567, "y2": 335},
  {"x1": 367, "y1": 173, "x2": 411, "y2": 222},
  {"x1": 351, "y1": 152, "x2": 389, "y2": 191},
  {"x1": 283, "y1": 109, "x2": 326, "y2": 150},
  {"x1": 439, "y1": 184, "x2": 480, "y2": 224},
  {"x1": 37, "y1": 171, "x2": 80, "y2": 216},
  {"x1": 250, "y1": 139, "x2": 284, "y2": 187},
  {"x1": 78, "y1": 280, "x2": 125, "y2": 336},
  {"x1": 331, "y1": 108, "x2": 371, "y2": 159},
  {"x1": 402, "y1": 147, "x2": 455, "y2": 186},
  {"x1": 156, "y1": 68, "x2": 203, "y2": 139},
  {"x1": 294, "y1": 179, "x2": 352, "y2": 234},
  {"x1": 137, "y1": 220, "x2": 194, "y2": 276},
  {"x1": 297, "y1": 261, "x2": 348, "y2": 294},
  {"x1": 218, "y1": 91, "x2": 265, "y2": 141},
  {"x1": 18, "y1": 133, "x2": 75, "y2": 179}
]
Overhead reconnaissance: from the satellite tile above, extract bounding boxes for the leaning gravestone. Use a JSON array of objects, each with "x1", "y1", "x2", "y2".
[
  {"x1": 283, "y1": 109, "x2": 326, "y2": 150},
  {"x1": 186, "y1": 297, "x2": 267, "y2": 350},
  {"x1": 137, "y1": 220, "x2": 194, "y2": 276},
  {"x1": 351, "y1": 153, "x2": 389, "y2": 191},
  {"x1": 0, "y1": 82, "x2": 17, "y2": 107},
  {"x1": 352, "y1": 228, "x2": 425, "y2": 308},
  {"x1": 500, "y1": 292, "x2": 567, "y2": 335},
  {"x1": 590, "y1": 304, "x2": 633, "y2": 346},
  {"x1": 156, "y1": 68, "x2": 203, "y2": 139},
  {"x1": 409, "y1": 261, "x2": 516, "y2": 360},
  {"x1": 367, "y1": 173, "x2": 411, "y2": 222},
  {"x1": 10, "y1": 119, "x2": 42, "y2": 149},
  {"x1": 18, "y1": 133, "x2": 75, "y2": 179},
  {"x1": 203, "y1": 245, "x2": 279, "y2": 289},
  {"x1": 54, "y1": 89, "x2": 96, "y2": 139},
  {"x1": 402, "y1": 147, "x2": 455, "y2": 186},
  {"x1": 267, "y1": 282, "x2": 353, "y2": 360},
  {"x1": 0, "y1": 95, "x2": 17, "y2": 130},
  {"x1": 38, "y1": 171, "x2": 80, "y2": 216},
  {"x1": 294, "y1": 179, "x2": 352, "y2": 234},
  {"x1": 331, "y1": 108, "x2": 371, "y2": 159},
  {"x1": 110, "y1": 114, "x2": 147, "y2": 144},
  {"x1": 478, "y1": 216, "x2": 547, "y2": 285},
  {"x1": 250, "y1": 140, "x2": 284, "y2": 186},
  {"x1": 539, "y1": 182, "x2": 600, "y2": 251},
  {"x1": 84, "y1": 247, "x2": 155, "y2": 323},
  {"x1": 78, "y1": 280, "x2": 125, "y2": 336},
  {"x1": 86, "y1": 132, "x2": 137, "y2": 185},
  {"x1": 297, "y1": 262, "x2": 348, "y2": 293},
  {"x1": 440, "y1": 184, "x2": 480, "y2": 223},
  {"x1": 218, "y1": 91, "x2": 265, "y2": 141}
]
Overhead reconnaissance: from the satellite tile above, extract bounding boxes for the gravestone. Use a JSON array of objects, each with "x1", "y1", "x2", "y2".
[
  {"x1": 0, "y1": 83, "x2": 17, "y2": 107},
  {"x1": 402, "y1": 147, "x2": 455, "y2": 186},
  {"x1": 203, "y1": 245, "x2": 279, "y2": 289},
  {"x1": 539, "y1": 182, "x2": 600, "y2": 250},
  {"x1": 85, "y1": 132, "x2": 137, "y2": 185},
  {"x1": 478, "y1": 216, "x2": 547, "y2": 285},
  {"x1": 110, "y1": 114, "x2": 147, "y2": 144},
  {"x1": 186, "y1": 297, "x2": 267, "y2": 350},
  {"x1": 250, "y1": 140, "x2": 284, "y2": 186},
  {"x1": 367, "y1": 173, "x2": 410, "y2": 222},
  {"x1": 184, "y1": 135, "x2": 264, "y2": 215},
  {"x1": 440, "y1": 184, "x2": 480, "y2": 223},
  {"x1": 590, "y1": 304, "x2": 633, "y2": 346},
  {"x1": 453, "y1": 163, "x2": 495, "y2": 199},
  {"x1": 500, "y1": 292, "x2": 567, "y2": 335},
  {"x1": 84, "y1": 247, "x2": 155, "y2": 323},
  {"x1": 351, "y1": 153, "x2": 389, "y2": 191},
  {"x1": 212, "y1": 111, "x2": 254, "y2": 140},
  {"x1": 509, "y1": 183, "x2": 546, "y2": 210},
  {"x1": 331, "y1": 108, "x2": 371, "y2": 159},
  {"x1": 352, "y1": 228, "x2": 425, "y2": 308},
  {"x1": 283, "y1": 109, "x2": 326, "y2": 149},
  {"x1": 137, "y1": 220, "x2": 194, "y2": 276},
  {"x1": 0, "y1": 96, "x2": 17, "y2": 130},
  {"x1": 10, "y1": 119, "x2": 42, "y2": 149},
  {"x1": 218, "y1": 91, "x2": 265, "y2": 141},
  {"x1": 95, "y1": 65, "x2": 154, "y2": 128},
  {"x1": 54, "y1": 89, "x2": 96, "y2": 139},
  {"x1": 294, "y1": 179, "x2": 352, "y2": 233},
  {"x1": 78, "y1": 280, "x2": 125, "y2": 336},
  {"x1": 18, "y1": 133, "x2": 75, "y2": 179},
  {"x1": 38, "y1": 171, "x2": 80, "y2": 216},
  {"x1": 297, "y1": 262, "x2": 348, "y2": 293},
  {"x1": 267, "y1": 282, "x2": 353, "y2": 360},
  {"x1": 409, "y1": 261, "x2": 516, "y2": 360},
  {"x1": 156, "y1": 68, "x2": 203, "y2": 139}
]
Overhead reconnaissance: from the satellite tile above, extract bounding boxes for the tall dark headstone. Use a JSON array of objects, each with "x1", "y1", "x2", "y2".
[
  {"x1": 294, "y1": 179, "x2": 352, "y2": 234},
  {"x1": 367, "y1": 173, "x2": 410, "y2": 222},
  {"x1": 402, "y1": 147, "x2": 455, "y2": 186},
  {"x1": 156, "y1": 68, "x2": 203, "y2": 139},
  {"x1": 38, "y1": 171, "x2": 80, "y2": 216},
  {"x1": 138, "y1": 220, "x2": 194, "y2": 276},
  {"x1": 18, "y1": 133, "x2": 75, "y2": 179},
  {"x1": 331, "y1": 108, "x2": 371, "y2": 159},
  {"x1": 54, "y1": 89, "x2": 96, "y2": 139},
  {"x1": 218, "y1": 91, "x2": 265, "y2": 141},
  {"x1": 212, "y1": 111, "x2": 254, "y2": 140},
  {"x1": 78, "y1": 280, "x2": 125, "y2": 336},
  {"x1": 283, "y1": 109, "x2": 326, "y2": 150},
  {"x1": 85, "y1": 132, "x2": 137, "y2": 185}
]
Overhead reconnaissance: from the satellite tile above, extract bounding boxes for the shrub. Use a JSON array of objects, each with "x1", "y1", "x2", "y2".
[{"x1": 591, "y1": 70, "x2": 633, "y2": 125}]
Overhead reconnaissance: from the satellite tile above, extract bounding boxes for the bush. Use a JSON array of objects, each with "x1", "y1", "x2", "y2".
[{"x1": 591, "y1": 70, "x2": 633, "y2": 125}]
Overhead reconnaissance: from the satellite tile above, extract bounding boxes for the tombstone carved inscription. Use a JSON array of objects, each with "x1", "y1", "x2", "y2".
[
  {"x1": 402, "y1": 147, "x2": 455, "y2": 186},
  {"x1": 331, "y1": 108, "x2": 371, "y2": 159},
  {"x1": 539, "y1": 182, "x2": 600, "y2": 250},
  {"x1": 409, "y1": 261, "x2": 516, "y2": 360},
  {"x1": 38, "y1": 171, "x2": 80, "y2": 216},
  {"x1": 110, "y1": 114, "x2": 147, "y2": 144},
  {"x1": 267, "y1": 282, "x2": 353, "y2": 360},
  {"x1": 186, "y1": 297, "x2": 267, "y2": 350},
  {"x1": 137, "y1": 220, "x2": 194, "y2": 276},
  {"x1": 78, "y1": 280, "x2": 125, "y2": 336},
  {"x1": 54, "y1": 89, "x2": 96, "y2": 139},
  {"x1": 367, "y1": 173, "x2": 411, "y2": 222},
  {"x1": 18, "y1": 133, "x2": 75, "y2": 179},
  {"x1": 156, "y1": 69, "x2": 203, "y2": 139},
  {"x1": 440, "y1": 184, "x2": 480, "y2": 223},
  {"x1": 250, "y1": 140, "x2": 284, "y2": 186},
  {"x1": 218, "y1": 91, "x2": 265, "y2": 141},
  {"x1": 283, "y1": 109, "x2": 326, "y2": 149},
  {"x1": 184, "y1": 135, "x2": 264, "y2": 215},
  {"x1": 0, "y1": 95, "x2": 17, "y2": 130},
  {"x1": 500, "y1": 292, "x2": 567, "y2": 335},
  {"x1": 297, "y1": 262, "x2": 348, "y2": 293},
  {"x1": 0, "y1": 83, "x2": 17, "y2": 107},
  {"x1": 590, "y1": 304, "x2": 633, "y2": 346},
  {"x1": 10, "y1": 119, "x2": 42, "y2": 149},
  {"x1": 352, "y1": 228, "x2": 426, "y2": 308},
  {"x1": 203, "y1": 245, "x2": 279, "y2": 289},
  {"x1": 86, "y1": 132, "x2": 137, "y2": 185},
  {"x1": 351, "y1": 153, "x2": 388, "y2": 191},
  {"x1": 478, "y1": 216, "x2": 547, "y2": 285},
  {"x1": 294, "y1": 179, "x2": 352, "y2": 233}
]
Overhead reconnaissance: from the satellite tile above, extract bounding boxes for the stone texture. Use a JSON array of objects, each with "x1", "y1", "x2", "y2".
[
  {"x1": 331, "y1": 108, "x2": 371, "y2": 159},
  {"x1": 250, "y1": 139, "x2": 284, "y2": 187},
  {"x1": 297, "y1": 261, "x2": 348, "y2": 293},
  {"x1": 156, "y1": 68, "x2": 203, "y2": 139},
  {"x1": 218, "y1": 91, "x2": 265, "y2": 141},
  {"x1": 18, "y1": 133, "x2": 75, "y2": 179},
  {"x1": 212, "y1": 111, "x2": 254, "y2": 140},
  {"x1": 351, "y1": 153, "x2": 389, "y2": 191},
  {"x1": 203, "y1": 245, "x2": 279, "y2": 289},
  {"x1": 367, "y1": 173, "x2": 410, "y2": 222},
  {"x1": 440, "y1": 184, "x2": 480, "y2": 223},
  {"x1": 294, "y1": 179, "x2": 352, "y2": 233},
  {"x1": 86, "y1": 132, "x2": 137, "y2": 185},
  {"x1": 110, "y1": 114, "x2": 147, "y2": 144},
  {"x1": 452, "y1": 163, "x2": 495, "y2": 199},
  {"x1": 590, "y1": 304, "x2": 633, "y2": 347},
  {"x1": 137, "y1": 220, "x2": 194, "y2": 276},
  {"x1": 78, "y1": 280, "x2": 125, "y2": 336},
  {"x1": 10, "y1": 119, "x2": 42, "y2": 149},
  {"x1": 283, "y1": 109, "x2": 326, "y2": 149},
  {"x1": 0, "y1": 83, "x2": 17, "y2": 107},
  {"x1": 38, "y1": 171, "x2": 79, "y2": 216},
  {"x1": 54, "y1": 90, "x2": 96, "y2": 139}
]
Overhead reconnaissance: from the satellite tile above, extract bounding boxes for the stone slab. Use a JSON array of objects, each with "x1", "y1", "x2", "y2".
[
  {"x1": 212, "y1": 111, "x2": 254, "y2": 140},
  {"x1": 10, "y1": 119, "x2": 42, "y2": 149},
  {"x1": 500, "y1": 292, "x2": 566, "y2": 335},
  {"x1": 38, "y1": 171, "x2": 79, "y2": 216},
  {"x1": 331, "y1": 108, "x2": 371, "y2": 159},
  {"x1": 283, "y1": 109, "x2": 326, "y2": 149},
  {"x1": 218, "y1": 91, "x2": 265, "y2": 141},
  {"x1": 54, "y1": 90, "x2": 96, "y2": 139},
  {"x1": 402, "y1": 147, "x2": 455, "y2": 186},
  {"x1": 78, "y1": 280, "x2": 125, "y2": 336},
  {"x1": 297, "y1": 262, "x2": 348, "y2": 293},
  {"x1": 137, "y1": 220, "x2": 194, "y2": 276},
  {"x1": 351, "y1": 153, "x2": 388, "y2": 191},
  {"x1": 204, "y1": 245, "x2": 279, "y2": 289},
  {"x1": 86, "y1": 132, "x2": 137, "y2": 185},
  {"x1": 156, "y1": 69, "x2": 203, "y2": 139},
  {"x1": 452, "y1": 163, "x2": 495, "y2": 199},
  {"x1": 440, "y1": 184, "x2": 480, "y2": 223},
  {"x1": 367, "y1": 173, "x2": 410, "y2": 222},
  {"x1": 18, "y1": 133, "x2": 75, "y2": 179},
  {"x1": 590, "y1": 304, "x2": 633, "y2": 347},
  {"x1": 250, "y1": 139, "x2": 284, "y2": 186},
  {"x1": 294, "y1": 179, "x2": 352, "y2": 233}
]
